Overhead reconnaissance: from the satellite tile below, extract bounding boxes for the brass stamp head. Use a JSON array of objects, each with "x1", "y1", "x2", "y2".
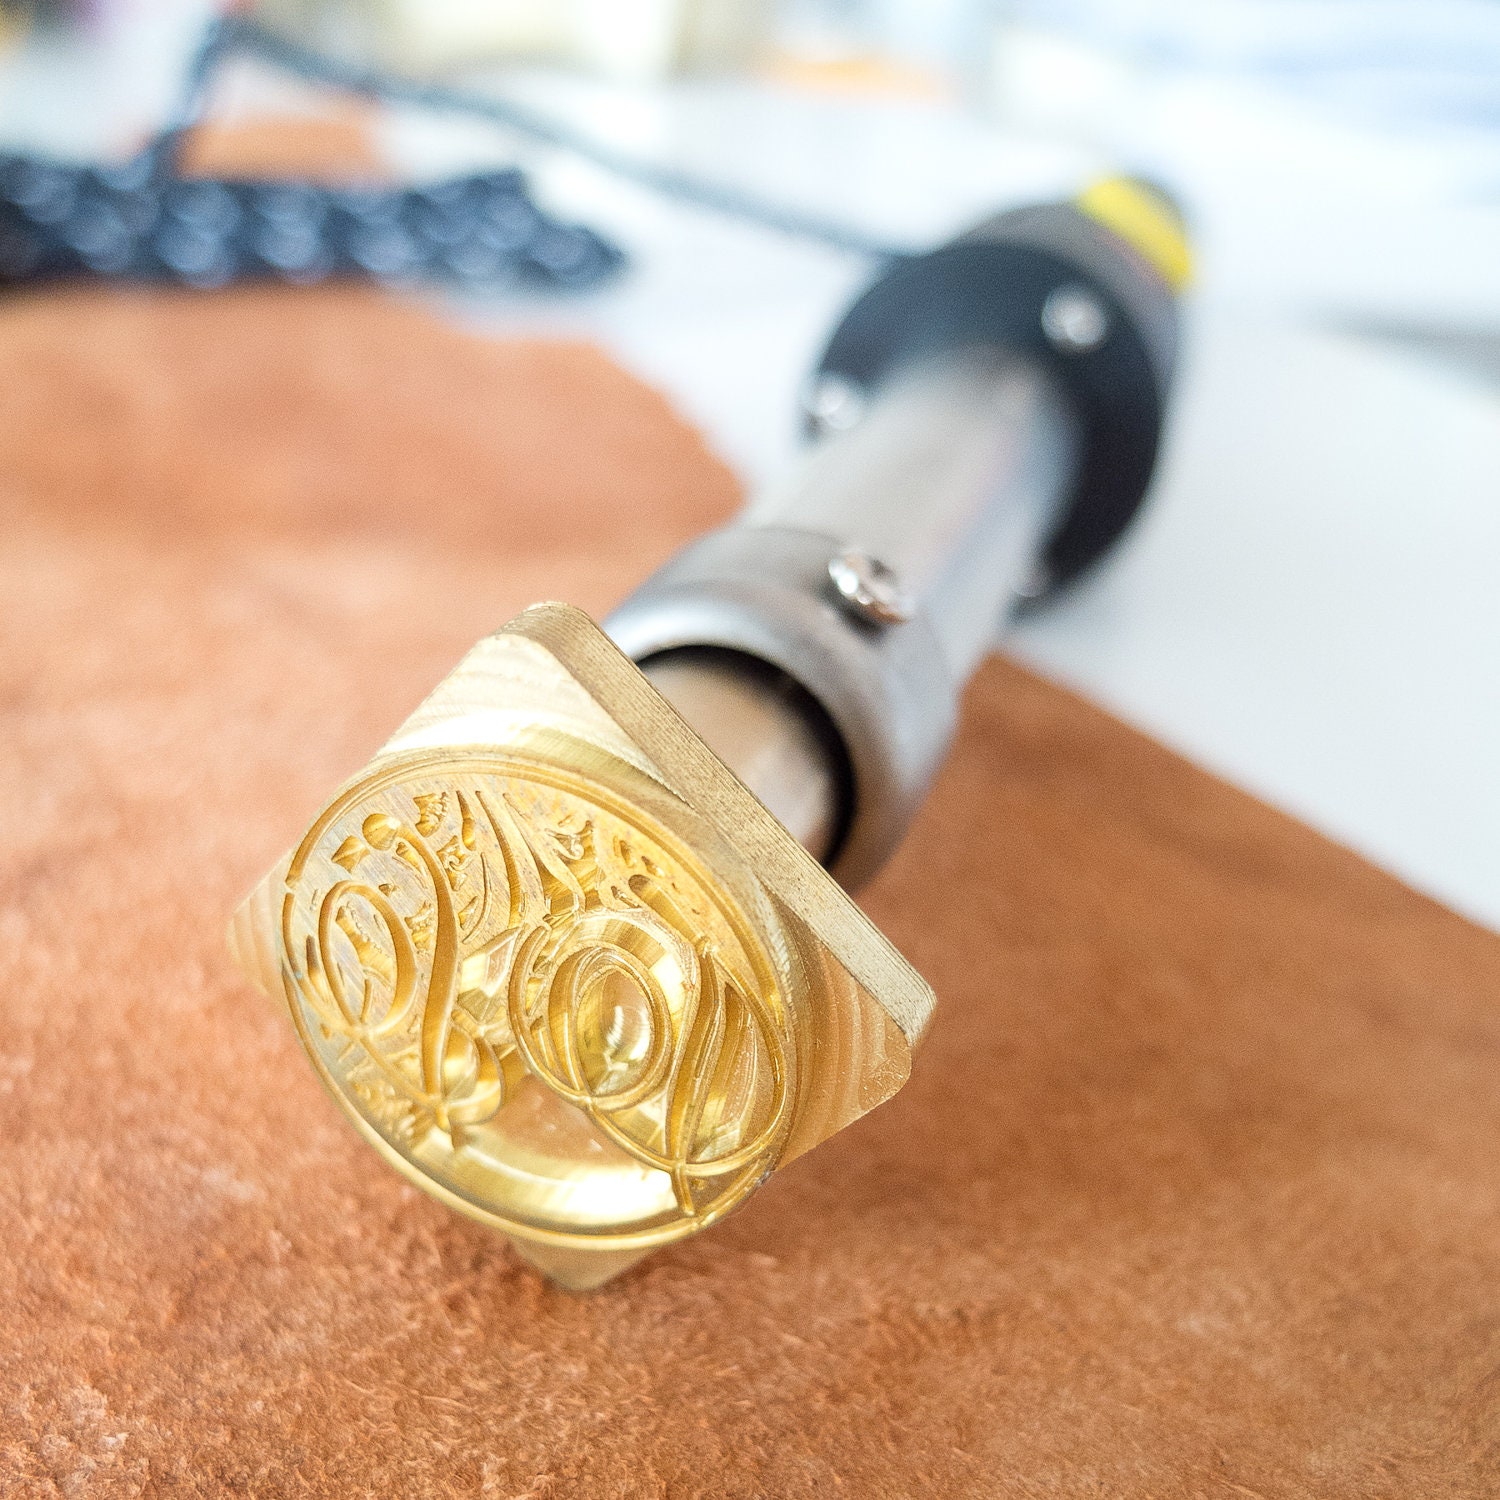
[{"x1": 230, "y1": 604, "x2": 934, "y2": 1289}]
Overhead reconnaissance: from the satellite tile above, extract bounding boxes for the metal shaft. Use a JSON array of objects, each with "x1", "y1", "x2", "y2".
[
  {"x1": 615, "y1": 346, "x2": 1079, "y2": 882},
  {"x1": 750, "y1": 349, "x2": 1079, "y2": 683}
]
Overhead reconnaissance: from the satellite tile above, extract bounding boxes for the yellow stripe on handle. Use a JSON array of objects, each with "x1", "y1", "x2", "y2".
[{"x1": 1075, "y1": 176, "x2": 1193, "y2": 291}]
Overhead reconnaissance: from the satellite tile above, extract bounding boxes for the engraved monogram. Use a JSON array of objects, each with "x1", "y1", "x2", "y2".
[{"x1": 278, "y1": 755, "x2": 794, "y2": 1238}]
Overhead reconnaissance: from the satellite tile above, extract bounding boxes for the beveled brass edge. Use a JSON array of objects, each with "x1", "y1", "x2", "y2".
[{"x1": 502, "y1": 602, "x2": 936, "y2": 1046}]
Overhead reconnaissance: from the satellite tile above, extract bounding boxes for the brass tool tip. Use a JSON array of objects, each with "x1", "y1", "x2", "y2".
[{"x1": 229, "y1": 603, "x2": 934, "y2": 1290}]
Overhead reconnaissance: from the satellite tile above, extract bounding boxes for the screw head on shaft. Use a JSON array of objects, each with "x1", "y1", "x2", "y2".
[
  {"x1": 828, "y1": 548, "x2": 914, "y2": 627},
  {"x1": 1041, "y1": 284, "x2": 1110, "y2": 353}
]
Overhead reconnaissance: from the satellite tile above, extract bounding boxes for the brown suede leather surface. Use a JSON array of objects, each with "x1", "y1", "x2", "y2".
[
  {"x1": 176, "y1": 111, "x2": 384, "y2": 184},
  {"x1": 2, "y1": 278, "x2": 1498, "y2": 1500}
]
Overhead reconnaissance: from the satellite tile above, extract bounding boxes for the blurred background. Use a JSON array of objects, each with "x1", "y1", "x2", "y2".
[{"x1": 2, "y1": 0, "x2": 1498, "y2": 926}]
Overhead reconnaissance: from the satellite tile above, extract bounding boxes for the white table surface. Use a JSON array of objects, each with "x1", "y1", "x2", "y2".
[{"x1": 5, "y1": 31, "x2": 1498, "y2": 929}]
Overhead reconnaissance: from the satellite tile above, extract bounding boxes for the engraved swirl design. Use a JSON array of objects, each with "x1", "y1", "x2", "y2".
[{"x1": 278, "y1": 753, "x2": 794, "y2": 1242}]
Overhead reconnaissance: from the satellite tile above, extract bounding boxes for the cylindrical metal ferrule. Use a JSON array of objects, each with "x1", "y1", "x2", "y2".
[{"x1": 611, "y1": 346, "x2": 1079, "y2": 887}]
